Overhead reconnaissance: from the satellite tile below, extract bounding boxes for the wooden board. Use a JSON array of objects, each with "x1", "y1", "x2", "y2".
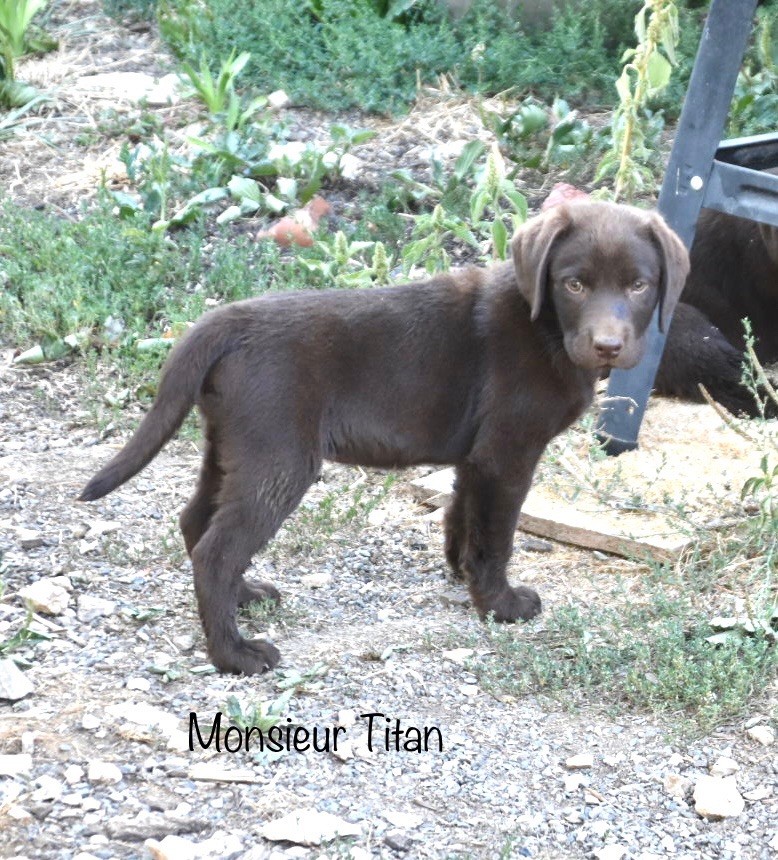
[{"x1": 410, "y1": 468, "x2": 694, "y2": 563}]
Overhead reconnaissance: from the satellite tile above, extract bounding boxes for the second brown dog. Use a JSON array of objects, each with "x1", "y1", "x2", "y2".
[{"x1": 79, "y1": 200, "x2": 689, "y2": 675}]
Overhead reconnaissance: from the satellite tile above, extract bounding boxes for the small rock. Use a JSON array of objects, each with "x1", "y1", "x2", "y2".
[
  {"x1": 32, "y1": 775, "x2": 63, "y2": 802},
  {"x1": 105, "y1": 812, "x2": 209, "y2": 841},
  {"x1": 77, "y1": 594, "x2": 116, "y2": 622},
  {"x1": 174, "y1": 634, "x2": 195, "y2": 653},
  {"x1": 19, "y1": 578, "x2": 70, "y2": 615},
  {"x1": 337, "y1": 709, "x2": 356, "y2": 728},
  {"x1": 594, "y1": 847, "x2": 627, "y2": 860},
  {"x1": 332, "y1": 739, "x2": 354, "y2": 761},
  {"x1": 261, "y1": 809, "x2": 361, "y2": 845},
  {"x1": 0, "y1": 658, "x2": 35, "y2": 700},
  {"x1": 384, "y1": 830, "x2": 413, "y2": 853},
  {"x1": 300, "y1": 571, "x2": 332, "y2": 589},
  {"x1": 88, "y1": 760, "x2": 123, "y2": 784},
  {"x1": 17, "y1": 527, "x2": 44, "y2": 549},
  {"x1": 693, "y1": 775, "x2": 745, "y2": 819},
  {"x1": 188, "y1": 762, "x2": 257, "y2": 783},
  {"x1": 742, "y1": 784, "x2": 772, "y2": 801},
  {"x1": 459, "y1": 683, "x2": 479, "y2": 696},
  {"x1": 126, "y1": 676, "x2": 151, "y2": 692},
  {"x1": 0, "y1": 753, "x2": 33, "y2": 777},
  {"x1": 146, "y1": 73, "x2": 182, "y2": 106},
  {"x1": 106, "y1": 701, "x2": 179, "y2": 734},
  {"x1": 145, "y1": 834, "x2": 197, "y2": 860},
  {"x1": 520, "y1": 538, "x2": 554, "y2": 553},
  {"x1": 81, "y1": 713, "x2": 101, "y2": 730},
  {"x1": 84, "y1": 519, "x2": 120, "y2": 539},
  {"x1": 167, "y1": 730, "x2": 190, "y2": 752},
  {"x1": 564, "y1": 773, "x2": 588, "y2": 792},
  {"x1": 746, "y1": 725, "x2": 775, "y2": 746},
  {"x1": 383, "y1": 810, "x2": 423, "y2": 829},
  {"x1": 441, "y1": 648, "x2": 474, "y2": 665},
  {"x1": 710, "y1": 756, "x2": 739, "y2": 777},
  {"x1": 438, "y1": 589, "x2": 470, "y2": 608},
  {"x1": 267, "y1": 89, "x2": 290, "y2": 109},
  {"x1": 64, "y1": 764, "x2": 84, "y2": 784},
  {"x1": 8, "y1": 806, "x2": 33, "y2": 822},
  {"x1": 663, "y1": 773, "x2": 692, "y2": 798},
  {"x1": 565, "y1": 753, "x2": 594, "y2": 770}
]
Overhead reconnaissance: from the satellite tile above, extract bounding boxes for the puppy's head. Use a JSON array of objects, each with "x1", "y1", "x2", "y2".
[{"x1": 512, "y1": 200, "x2": 689, "y2": 370}]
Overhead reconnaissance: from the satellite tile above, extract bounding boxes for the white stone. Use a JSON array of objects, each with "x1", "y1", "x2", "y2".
[
  {"x1": 19, "y1": 578, "x2": 70, "y2": 614},
  {"x1": 188, "y1": 762, "x2": 257, "y2": 783},
  {"x1": 746, "y1": 725, "x2": 775, "y2": 746},
  {"x1": 663, "y1": 773, "x2": 692, "y2": 798},
  {"x1": 106, "y1": 701, "x2": 179, "y2": 735},
  {"x1": 267, "y1": 89, "x2": 290, "y2": 109},
  {"x1": 0, "y1": 658, "x2": 34, "y2": 700},
  {"x1": 337, "y1": 709, "x2": 356, "y2": 728},
  {"x1": 710, "y1": 756, "x2": 739, "y2": 777},
  {"x1": 441, "y1": 648, "x2": 474, "y2": 665},
  {"x1": 742, "y1": 784, "x2": 772, "y2": 801},
  {"x1": 693, "y1": 775, "x2": 745, "y2": 819},
  {"x1": 87, "y1": 760, "x2": 123, "y2": 784},
  {"x1": 594, "y1": 846, "x2": 627, "y2": 860},
  {"x1": 260, "y1": 809, "x2": 362, "y2": 845},
  {"x1": 31, "y1": 775, "x2": 63, "y2": 802},
  {"x1": 564, "y1": 774, "x2": 588, "y2": 792},
  {"x1": 64, "y1": 764, "x2": 85, "y2": 785},
  {"x1": 17, "y1": 527, "x2": 44, "y2": 548},
  {"x1": 300, "y1": 571, "x2": 332, "y2": 589},
  {"x1": 145, "y1": 835, "x2": 197, "y2": 860},
  {"x1": 383, "y1": 810, "x2": 422, "y2": 829},
  {"x1": 0, "y1": 753, "x2": 32, "y2": 777},
  {"x1": 81, "y1": 713, "x2": 101, "y2": 730},
  {"x1": 77, "y1": 594, "x2": 116, "y2": 622},
  {"x1": 565, "y1": 753, "x2": 594, "y2": 770},
  {"x1": 126, "y1": 676, "x2": 151, "y2": 692},
  {"x1": 146, "y1": 74, "x2": 183, "y2": 106},
  {"x1": 167, "y1": 730, "x2": 190, "y2": 752}
]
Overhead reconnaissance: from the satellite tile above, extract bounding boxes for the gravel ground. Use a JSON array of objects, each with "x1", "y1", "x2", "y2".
[{"x1": 1, "y1": 359, "x2": 777, "y2": 860}]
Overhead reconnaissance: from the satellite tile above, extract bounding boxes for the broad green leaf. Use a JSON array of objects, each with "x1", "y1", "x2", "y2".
[{"x1": 646, "y1": 52, "x2": 672, "y2": 95}]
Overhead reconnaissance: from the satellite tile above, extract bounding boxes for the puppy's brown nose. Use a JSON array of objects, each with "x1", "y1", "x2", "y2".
[{"x1": 593, "y1": 335, "x2": 623, "y2": 361}]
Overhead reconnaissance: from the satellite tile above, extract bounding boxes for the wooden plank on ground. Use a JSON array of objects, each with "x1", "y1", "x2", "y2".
[{"x1": 410, "y1": 468, "x2": 693, "y2": 563}]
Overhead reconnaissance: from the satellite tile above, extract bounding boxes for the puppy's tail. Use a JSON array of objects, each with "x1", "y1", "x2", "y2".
[{"x1": 79, "y1": 316, "x2": 234, "y2": 502}]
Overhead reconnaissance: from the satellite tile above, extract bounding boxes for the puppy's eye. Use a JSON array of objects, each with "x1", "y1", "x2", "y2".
[
  {"x1": 565, "y1": 278, "x2": 585, "y2": 295},
  {"x1": 630, "y1": 280, "x2": 649, "y2": 295}
]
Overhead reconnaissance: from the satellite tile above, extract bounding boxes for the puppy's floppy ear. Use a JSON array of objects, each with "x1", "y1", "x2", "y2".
[
  {"x1": 511, "y1": 205, "x2": 572, "y2": 320},
  {"x1": 647, "y1": 213, "x2": 690, "y2": 333}
]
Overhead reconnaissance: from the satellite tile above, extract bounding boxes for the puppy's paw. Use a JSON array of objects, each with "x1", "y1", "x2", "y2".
[
  {"x1": 211, "y1": 638, "x2": 281, "y2": 675},
  {"x1": 238, "y1": 579, "x2": 281, "y2": 607},
  {"x1": 477, "y1": 585, "x2": 542, "y2": 623}
]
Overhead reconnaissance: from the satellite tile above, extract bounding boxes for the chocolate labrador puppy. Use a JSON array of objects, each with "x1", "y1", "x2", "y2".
[{"x1": 80, "y1": 200, "x2": 689, "y2": 674}]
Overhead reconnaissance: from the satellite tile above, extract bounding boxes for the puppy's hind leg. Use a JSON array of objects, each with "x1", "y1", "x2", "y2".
[
  {"x1": 180, "y1": 435, "x2": 280, "y2": 607},
  {"x1": 190, "y1": 457, "x2": 317, "y2": 674},
  {"x1": 180, "y1": 436, "x2": 221, "y2": 556}
]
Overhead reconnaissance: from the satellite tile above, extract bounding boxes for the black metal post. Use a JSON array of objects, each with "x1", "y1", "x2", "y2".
[{"x1": 597, "y1": 0, "x2": 759, "y2": 455}]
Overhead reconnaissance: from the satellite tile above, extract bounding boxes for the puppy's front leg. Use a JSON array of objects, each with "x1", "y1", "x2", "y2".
[{"x1": 452, "y1": 463, "x2": 542, "y2": 623}]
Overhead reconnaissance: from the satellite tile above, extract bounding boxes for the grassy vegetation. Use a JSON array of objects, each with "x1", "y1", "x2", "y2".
[
  {"x1": 474, "y1": 542, "x2": 776, "y2": 734},
  {"x1": 157, "y1": 0, "x2": 646, "y2": 115}
]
